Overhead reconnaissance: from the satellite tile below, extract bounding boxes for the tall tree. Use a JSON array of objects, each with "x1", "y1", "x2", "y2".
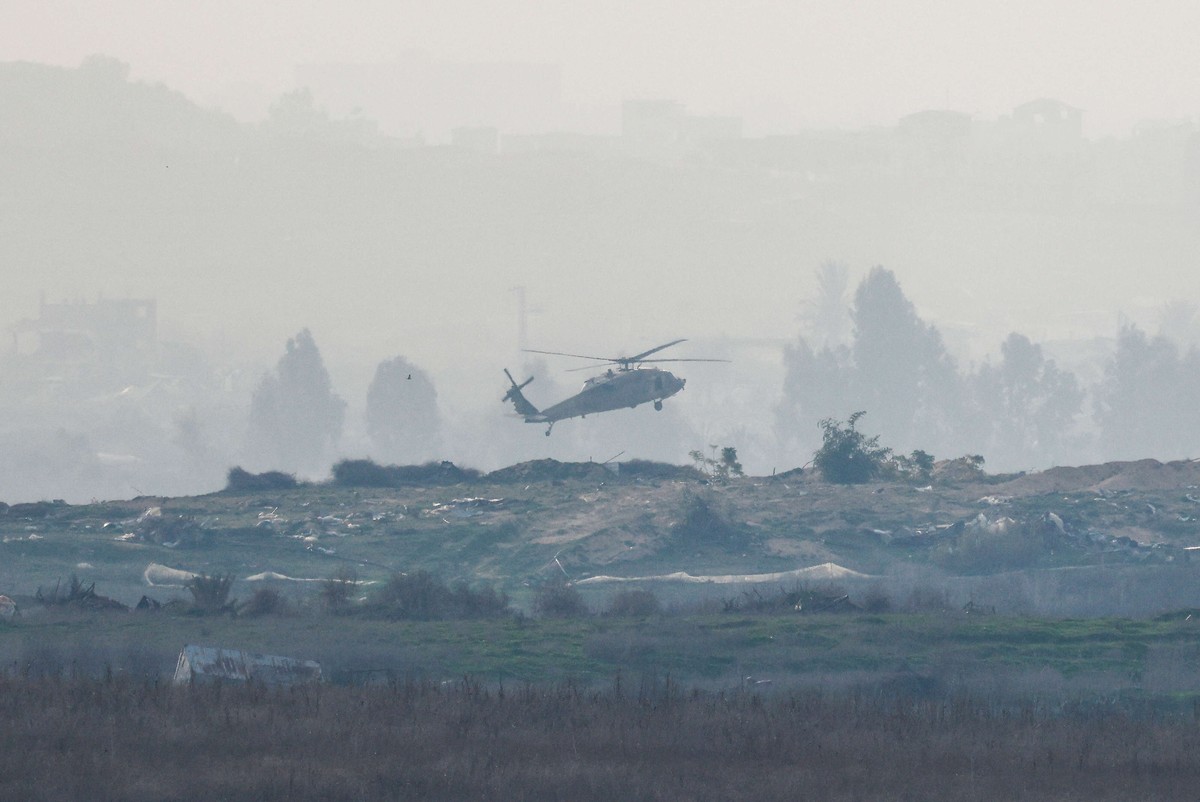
[
  {"x1": 365, "y1": 356, "x2": 441, "y2": 464},
  {"x1": 801, "y1": 260, "x2": 852, "y2": 348},
  {"x1": 850, "y1": 267, "x2": 961, "y2": 453},
  {"x1": 971, "y1": 333, "x2": 1083, "y2": 470},
  {"x1": 1097, "y1": 326, "x2": 1200, "y2": 460},
  {"x1": 774, "y1": 337, "x2": 854, "y2": 460},
  {"x1": 245, "y1": 329, "x2": 345, "y2": 475}
]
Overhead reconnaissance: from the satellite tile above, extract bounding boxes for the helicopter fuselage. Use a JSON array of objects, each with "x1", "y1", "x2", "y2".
[
  {"x1": 517, "y1": 368, "x2": 684, "y2": 430},
  {"x1": 540, "y1": 367, "x2": 684, "y2": 421},
  {"x1": 502, "y1": 338, "x2": 722, "y2": 435}
]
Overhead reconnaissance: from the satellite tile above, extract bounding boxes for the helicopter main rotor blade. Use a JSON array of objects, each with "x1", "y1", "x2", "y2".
[
  {"x1": 564, "y1": 362, "x2": 621, "y2": 372},
  {"x1": 563, "y1": 357, "x2": 730, "y2": 372},
  {"x1": 525, "y1": 339, "x2": 694, "y2": 369},
  {"x1": 624, "y1": 339, "x2": 687, "y2": 363},
  {"x1": 634, "y1": 358, "x2": 731, "y2": 364},
  {"x1": 522, "y1": 348, "x2": 616, "y2": 362}
]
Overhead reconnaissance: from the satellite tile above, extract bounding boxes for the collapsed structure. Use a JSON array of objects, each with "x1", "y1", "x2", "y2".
[{"x1": 173, "y1": 644, "x2": 322, "y2": 686}]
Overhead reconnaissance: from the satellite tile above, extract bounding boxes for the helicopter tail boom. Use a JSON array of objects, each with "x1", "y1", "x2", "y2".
[{"x1": 502, "y1": 369, "x2": 541, "y2": 419}]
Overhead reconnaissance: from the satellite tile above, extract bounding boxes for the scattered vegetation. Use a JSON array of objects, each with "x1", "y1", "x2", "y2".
[
  {"x1": 813, "y1": 411, "x2": 892, "y2": 483},
  {"x1": 185, "y1": 573, "x2": 238, "y2": 615},
  {"x1": 224, "y1": 466, "x2": 299, "y2": 492},
  {"x1": 614, "y1": 459, "x2": 704, "y2": 481},
  {"x1": 4, "y1": 675, "x2": 1200, "y2": 801},
  {"x1": 320, "y1": 566, "x2": 358, "y2": 612},
  {"x1": 890, "y1": 448, "x2": 935, "y2": 483},
  {"x1": 689, "y1": 445, "x2": 745, "y2": 480},
  {"x1": 332, "y1": 458, "x2": 481, "y2": 487},
  {"x1": 532, "y1": 578, "x2": 589, "y2": 618},
  {"x1": 671, "y1": 492, "x2": 748, "y2": 551},
  {"x1": 366, "y1": 571, "x2": 509, "y2": 620},
  {"x1": 35, "y1": 575, "x2": 128, "y2": 612},
  {"x1": 720, "y1": 584, "x2": 859, "y2": 614},
  {"x1": 604, "y1": 589, "x2": 661, "y2": 617},
  {"x1": 240, "y1": 587, "x2": 289, "y2": 617}
]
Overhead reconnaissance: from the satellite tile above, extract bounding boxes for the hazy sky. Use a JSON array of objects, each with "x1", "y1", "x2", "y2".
[{"x1": 4, "y1": 0, "x2": 1198, "y2": 136}]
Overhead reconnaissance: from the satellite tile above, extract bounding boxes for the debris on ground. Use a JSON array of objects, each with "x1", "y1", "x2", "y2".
[
  {"x1": 127, "y1": 506, "x2": 206, "y2": 547},
  {"x1": 144, "y1": 563, "x2": 198, "y2": 587},
  {"x1": 173, "y1": 644, "x2": 322, "y2": 686},
  {"x1": 426, "y1": 497, "x2": 508, "y2": 520},
  {"x1": 35, "y1": 575, "x2": 128, "y2": 611}
]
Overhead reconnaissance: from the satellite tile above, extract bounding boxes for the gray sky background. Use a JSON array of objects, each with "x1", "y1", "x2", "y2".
[
  {"x1": 4, "y1": 0, "x2": 1198, "y2": 137},
  {"x1": 2, "y1": 1, "x2": 1200, "y2": 500}
]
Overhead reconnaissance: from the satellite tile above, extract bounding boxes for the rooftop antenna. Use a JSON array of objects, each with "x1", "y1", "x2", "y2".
[
  {"x1": 511, "y1": 285, "x2": 543, "y2": 353},
  {"x1": 512, "y1": 286, "x2": 528, "y2": 351}
]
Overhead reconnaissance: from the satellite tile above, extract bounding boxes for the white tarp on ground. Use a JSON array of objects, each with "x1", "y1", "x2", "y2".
[
  {"x1": 173, "y1": 644, "x2": 322, "y2": 686},
  {"x1": 144, "y1": 563, "x2": 198, "y2": 587},
  {"x1": 0, "y1": 595, "x2": 16, "y2": 619},
  {"x1": 576, "y1": 562, "x2": 874, "y2": 585},
  {"x1": 244, "y1": 571, "x2": 325, "y2": 582}
]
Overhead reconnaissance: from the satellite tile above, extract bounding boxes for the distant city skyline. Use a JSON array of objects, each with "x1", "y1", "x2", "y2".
[{"x1": 3, "y1": 0, "x2": 1198, "y2": 139}]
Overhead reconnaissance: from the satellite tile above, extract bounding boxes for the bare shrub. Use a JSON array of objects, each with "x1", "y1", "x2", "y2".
[
  {"x1": 368, "y1": 571, "x2": 509, "y2": 620},
  {"x1": 241, "y1": 587, "x2": 289, "y2": 617},
  {"x1": 904, "y1": 584, "x2": 952, "y2": 613},
  {"x1": 862, "y1": 585, "x2": 893, "y2": 613},
  {"x1": 532, "y1": 579, "x2": 588, "y2": 618},
  {"x1": 722, "y1": 584, "x2": 858, "y2": 614},
  {"x1": 320, "y1": 566, "x2": 358, "y2": 612},
  {"x1": 35, "y1": 575, "x2": 128, "y2": 611},
  {"x1": 605, "y1": 589, "x2": 661, "y2": 617},
  {"x1": 185, "y1": 573, "x2": 237, "y2": 615}
]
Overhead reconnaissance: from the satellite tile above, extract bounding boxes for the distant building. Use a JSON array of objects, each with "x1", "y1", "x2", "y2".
[
  {"x1": 621, "y1": 99, "x2": 742, "y2": 161},
  {"x1": 1002, "y1": 99, "x2": 1085, "y2": 157},
  {"x1": 295, "y1": 55, "x2": 564, "y2": 141},
  {"x1": 501, "y1": 131, "x2": 619, "y2": 157},
  {"x1": 11, "y1": 295, "x2": 156, "y2": 359},
  {"x1": 451, "y1": 126, "x2": 499, "y2": 154},
  {"x1": 1011, "y1": 98, "x2": 1083, "y2": 138},
  {"x1": 894, "y1": 109, "x2": 974, "y2": 174}
]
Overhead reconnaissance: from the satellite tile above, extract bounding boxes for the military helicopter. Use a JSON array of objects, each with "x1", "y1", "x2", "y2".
[{"x1": 502, "y1": 339, "x2": 726, "y2": 435}]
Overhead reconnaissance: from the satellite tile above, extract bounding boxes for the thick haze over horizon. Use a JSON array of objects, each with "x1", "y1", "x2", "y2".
[
  {"x1": 4, "y1": 1, "x2": 1199, "y2": 138},
  {"x1": 1, "y1": 2, "x2": 1199, "y2": 502}
]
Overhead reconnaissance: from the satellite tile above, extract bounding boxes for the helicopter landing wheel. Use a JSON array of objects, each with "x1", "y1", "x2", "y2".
[{"x1": 654, "y1": 400, "x2": 663, "y2": 411}]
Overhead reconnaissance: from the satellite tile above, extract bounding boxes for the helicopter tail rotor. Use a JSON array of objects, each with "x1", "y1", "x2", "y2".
[{"x1": 502, "y1": 369, "x2": 540, "y2": 418}]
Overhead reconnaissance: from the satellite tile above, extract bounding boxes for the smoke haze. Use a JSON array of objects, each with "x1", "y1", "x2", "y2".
[{"x1": 1, "y1": 3, "x2": 1198, "y2": 501}]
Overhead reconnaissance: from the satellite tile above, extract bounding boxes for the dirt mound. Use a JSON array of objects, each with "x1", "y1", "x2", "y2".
[
  {"x1": 486, "y1": 459, "x2": 613, "y2": 484},
  {"x1": 614, "y1": 460, "x2": 703, "y2": 482},
  {"x1": 332, "y1": 459, "x2": 480, "y2": 487},
  {"x1": 996, "y1": 459, "x2": 1200, "y2": 495}
]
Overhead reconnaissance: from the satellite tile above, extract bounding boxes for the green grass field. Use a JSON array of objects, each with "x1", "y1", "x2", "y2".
[{"x1": 5, "y1": 607, "x2": 1200, "y2": 702}]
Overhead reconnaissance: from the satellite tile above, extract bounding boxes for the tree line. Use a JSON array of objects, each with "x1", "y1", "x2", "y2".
[
  {"x1": 244, "y1": 329, "x2": 441, "y2": 475},
  {"x1": 776, "y1": 264, "x2": 1200, "y2": 472}
]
